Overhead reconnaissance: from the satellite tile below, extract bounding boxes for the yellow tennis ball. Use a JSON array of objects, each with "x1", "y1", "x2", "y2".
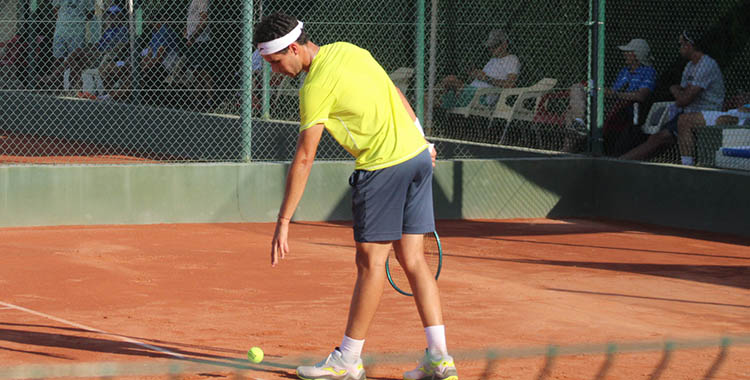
[{"x1": 247, "y1": 346, "x2": 264, "y2": 363}]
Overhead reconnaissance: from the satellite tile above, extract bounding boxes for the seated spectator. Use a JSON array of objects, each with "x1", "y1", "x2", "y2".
[
  {"x1": 46, "y1": 0, "x2": 95, "y2": 88},
  {"x1": 675, "y1": 104, "x2": 750, "y2": 161},
  {"x1": 64, "y1": 4, "x2": 129, "y2": 93},
  {"x1": 620, "y1": 30, "x2": 725, "y2": 164},
  {"x1": 563, "y1": 38, "x2": 657, "y2": 155},
  {"x1": 140, "y1": 22, "x2": 180, "y2": 91},
  {"x1": 183, "y1": 0, "x2": 213, "y2": 111},
  {"x1": 438, "y1": 29, "x2": 520, "y2": 109}
]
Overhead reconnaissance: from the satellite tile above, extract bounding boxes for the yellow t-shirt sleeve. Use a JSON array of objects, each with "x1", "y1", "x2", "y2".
[{"x1": 299, "y1": 84, "x2": 336, "y2": 131}]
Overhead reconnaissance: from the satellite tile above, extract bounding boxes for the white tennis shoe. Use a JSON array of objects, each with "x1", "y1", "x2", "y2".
[
  {"x1": 403, "y1": 349, "x2": 458, "y2": 380},
  {"x1": 296, "y1": 348, "x2": 366, "y2": 380}
]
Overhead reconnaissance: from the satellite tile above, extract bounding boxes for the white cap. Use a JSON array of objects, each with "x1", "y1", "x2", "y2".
[{"x1": 618, "y1": 38, "x2": 653, "y2": 66}]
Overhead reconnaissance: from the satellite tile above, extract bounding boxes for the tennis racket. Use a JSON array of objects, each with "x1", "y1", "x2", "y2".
[{"x1": 385, "y1": 231, "x2": 443, "y2": 297}]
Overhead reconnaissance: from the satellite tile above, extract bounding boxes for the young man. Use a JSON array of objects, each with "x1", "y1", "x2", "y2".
[{"x1": 256, "y1": 13, "x2": 458, "y2": 380}]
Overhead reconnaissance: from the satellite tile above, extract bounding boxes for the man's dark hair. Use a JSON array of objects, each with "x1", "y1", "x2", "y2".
[
  {"x1": 682, "y1": 29, "x2": 705, "y2": 52},
  {"x1": 253, "y1": 12, "x2": 309, "y2": 51}
]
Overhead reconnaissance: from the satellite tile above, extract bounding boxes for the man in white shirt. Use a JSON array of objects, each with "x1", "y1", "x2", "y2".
[
  {"x1": 438, "y1": 29, "x2": 521, "y2": 109},
  {"x1": 184, "y1": 0, "x2": 212, "y2": 111}
]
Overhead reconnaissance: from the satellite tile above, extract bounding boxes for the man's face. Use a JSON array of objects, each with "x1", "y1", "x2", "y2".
[
  {"x1": 679, "y1": 36, "x2": 693, "y2": 59},
  {"x1": 623, "y1": 51, "x2": 637, "y2": 66},
  {"x1": 488, "y1": 41, "x2": 507, "y2": 57},
  {"x1": 262, "y1": 43, "x2": 303, "y2": 78}
]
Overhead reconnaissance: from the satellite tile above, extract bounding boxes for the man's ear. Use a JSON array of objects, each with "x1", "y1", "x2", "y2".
[{"x1": 288, "y1": 42, "x2": 300, "y2": 55}]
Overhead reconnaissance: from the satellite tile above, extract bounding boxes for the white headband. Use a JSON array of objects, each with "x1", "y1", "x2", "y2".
[{"x1": 258, "y1": 21, "x2": 304, "y2": 55}]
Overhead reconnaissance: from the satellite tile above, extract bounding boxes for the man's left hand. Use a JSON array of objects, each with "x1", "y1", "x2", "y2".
[{"x1": 428, "y1": 143, "x2": 436, "y2": 167}]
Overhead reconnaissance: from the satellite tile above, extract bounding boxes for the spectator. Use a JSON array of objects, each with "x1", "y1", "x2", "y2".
[
  {"x1": 184, "y1": 0, "x2": 213, "y2": 111},
  {"x1": 620, "y1": 30, "x2": 725, "y2": 163},
  {"x1": 438, "y1": 29, "x2": 520, "y2": 109},
  {"x1": 563, "y1": 38, "x2": 657, "y2": 155},
  {"x1": 47, "y1": 0, "x2": 95, "y2": 88},
  {"x1": 140, "y1": 22, "x2": 179, "y2": 91},
  {"x1": 64, "y1": 4, "x2": 129, "y2": 94},
  {"x1": 675, "y1": 104, "x2": 750, "y2": 161}
]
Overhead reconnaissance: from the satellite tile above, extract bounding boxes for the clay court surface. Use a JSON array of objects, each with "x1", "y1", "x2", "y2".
[{"x1": 1, "y1": 218, "x2": 749, "y2": 379}]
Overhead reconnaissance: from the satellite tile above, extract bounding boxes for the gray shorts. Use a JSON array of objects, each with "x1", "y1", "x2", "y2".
[{"x1": 349, "y1": 149, "x2": 435, "y2": 242}]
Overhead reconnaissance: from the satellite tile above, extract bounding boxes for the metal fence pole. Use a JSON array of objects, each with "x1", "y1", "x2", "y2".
[
  {"x1": 588, "y1": 0, "x2": 605, "y2": 154},
  {"x1": 425, "y1": 0, "x2": 438, "y2": 135},
  {"x1": 241, "y1": 0, "x2": 254, "y2": 161},
  {"x1": 262, "y1": 63, "x2": 271, "y2": 119},
  {"x1": 415, "y1": 0, "x2": 425, "y2": 123}
]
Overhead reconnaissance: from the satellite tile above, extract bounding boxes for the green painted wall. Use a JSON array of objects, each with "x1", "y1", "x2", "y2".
[
  {"x1": 0, "y1": 158, "x2": 592, "y2": 227},
  {"x1": 592, "y1": 159, "x2": 750, "y2": 238},
  {"x1": 1, "y1": 158, "x2": 748, "y2": 239}
]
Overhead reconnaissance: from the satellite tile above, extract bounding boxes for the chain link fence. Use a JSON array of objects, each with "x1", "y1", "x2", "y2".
[{"x1": 0, "y1": 0, "x2": 748, "y2": 168}]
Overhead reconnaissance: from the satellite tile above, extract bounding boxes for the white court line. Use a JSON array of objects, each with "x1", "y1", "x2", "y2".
[{"x1": 0, "y1": 301, "x2": 184, "y2": 359}]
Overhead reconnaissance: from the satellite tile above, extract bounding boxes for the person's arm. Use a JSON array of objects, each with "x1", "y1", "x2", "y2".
[
  {"x1": 270, "y1": 123, "x2": 325, "y2": 266},
  {"x1": 670, "y1": 84, "x2": 703, "y2": 108},
  {"x1": 396, "y1": 87, "x2": 417, "y2": 122},
  {"x1": 489, "y1": 73, "x2": 517, "y2": 88},
  {"x1": 470, "y1": 69, "x2": 517, "y2": 88},
  {"x1": 396, "y1": 87, "x2": 436, "y2": 166},
  {"x1": 612, "y1": 87, "x2": 651, "y2": 103}
]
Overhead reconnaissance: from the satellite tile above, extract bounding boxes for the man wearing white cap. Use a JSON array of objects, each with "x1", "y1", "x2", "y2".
[
  {"x1": 256, "y1": 12, "x2": 456, "y2": 380},
  {"x1": 564, "y1": 38, "x2": 656, "y2": 155},
  {"x1": 603, "y1": 38, "x2": 657, "y2": 155}
]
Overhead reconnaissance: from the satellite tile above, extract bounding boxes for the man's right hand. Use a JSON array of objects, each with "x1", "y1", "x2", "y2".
[{"x1": 270, "y1": 219, "x2": 290, "y2": 267}]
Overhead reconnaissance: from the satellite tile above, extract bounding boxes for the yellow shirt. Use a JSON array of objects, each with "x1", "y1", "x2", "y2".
[{"x1": 299, "y1": 42, "x2": 427, "y2": 170}]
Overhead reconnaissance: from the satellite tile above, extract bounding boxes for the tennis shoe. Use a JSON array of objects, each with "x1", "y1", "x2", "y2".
[
  {"x1": 403, "y1": 349, "x2": 458, "y2": 380},
  {"x1": 296, "y1": 348, "x2": 366, "y2": 380}
]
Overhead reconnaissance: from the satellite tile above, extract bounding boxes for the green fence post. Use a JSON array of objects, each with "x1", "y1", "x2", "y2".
[
  {"x1": 415, "y1": 0, "x2": 426, "y2": 123},
  {"x1": 588, "y1": 0, "x2": 605, "y2": 155},
  {"x1": 262, "y1": 63, "x2": 271, "y2": 119},
  {"x1": 425, "y1": 0, "x2": 438, "y2": 135},
  {"x1": 241, "y1": 0, "x2": 254, "y2": 161}
]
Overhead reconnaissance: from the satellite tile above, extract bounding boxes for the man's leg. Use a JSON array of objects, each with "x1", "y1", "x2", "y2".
[
  {"x1": 344, "y1": 241, "x2": 392, "y2": 339},
  {"x1": 395, "y1": 234, "x2": 457, "y2": 380},
  {"x1": 393, "y1": 234, "x2": 443, "y2": 327},
  {"x1": 619, "y1": 129, "x2": 674, "y2": 161},
  {"x1": 677, "y1": 112, "x2": 706, "y2": 165},
  {"x1": 716, "y1": 115, "x2": 740, "y2": 125}
]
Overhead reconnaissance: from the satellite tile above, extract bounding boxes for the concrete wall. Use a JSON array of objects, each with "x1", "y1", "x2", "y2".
[
  {"x1": 2, "y1": 157, "x2": 748, "y2": 239},
  {"x1": 0, "y1": 158, "x2": 592, "y2": 227},
  {"x1": 592, "y1": 159, "x2": 750, "y2": 238}
]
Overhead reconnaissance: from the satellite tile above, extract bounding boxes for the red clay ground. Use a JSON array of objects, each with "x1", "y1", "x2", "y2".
[
  {"x1": 0, "y1": 219, "x2": 749, "y2": 379},
  {"x1": 0, "y1": 133, "x2": 160, "y2": 164}
]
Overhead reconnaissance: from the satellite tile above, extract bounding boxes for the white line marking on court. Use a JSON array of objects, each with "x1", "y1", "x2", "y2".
[{"x1": 0, "y1": 301, "x2": 184, "y2": 359}]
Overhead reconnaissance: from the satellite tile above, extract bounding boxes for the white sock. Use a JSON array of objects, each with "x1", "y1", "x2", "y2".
[
  {"x1": 339, "y1": 335, "x2": 365, "y2": 364},
  {"x1": 681, "y1": 156, "x2": 695, "y2": 166},
  {"x1": 425, "y1": 325, "x2": 448, "y2": 358}
]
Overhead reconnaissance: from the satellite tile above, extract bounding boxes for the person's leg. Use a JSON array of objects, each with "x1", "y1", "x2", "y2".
[
  {"x1": 677, "y1": 112, "x2": 706, "y2": 165},
  {"x1": 716, "y1": 115, "x2": 740, "y2": 125},
  {"x1": 393, "y1": 235, "x2": 442, "y2": 328},
  {"x1": 619, "y1": 129, "x2": 674, "y2": 161},
  {"x1": 397, "y1": 151, "x2": 457, "y2": 380},
  {"x1": 344, "y1": 241, "x2": 392, "y2": 340}
]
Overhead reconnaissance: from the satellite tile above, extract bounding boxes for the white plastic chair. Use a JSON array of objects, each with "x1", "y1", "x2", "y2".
[
  {"x1": 389, "y1": 67, "x2": 415, "y2": 94},
  {"x1": 641, "y1": 101, "x2": 674, "y2": 135}
]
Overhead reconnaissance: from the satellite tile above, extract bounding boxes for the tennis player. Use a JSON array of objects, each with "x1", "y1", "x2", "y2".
[{"x1": 257, "y1": 13, "x2": 458, "y2": 380}]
